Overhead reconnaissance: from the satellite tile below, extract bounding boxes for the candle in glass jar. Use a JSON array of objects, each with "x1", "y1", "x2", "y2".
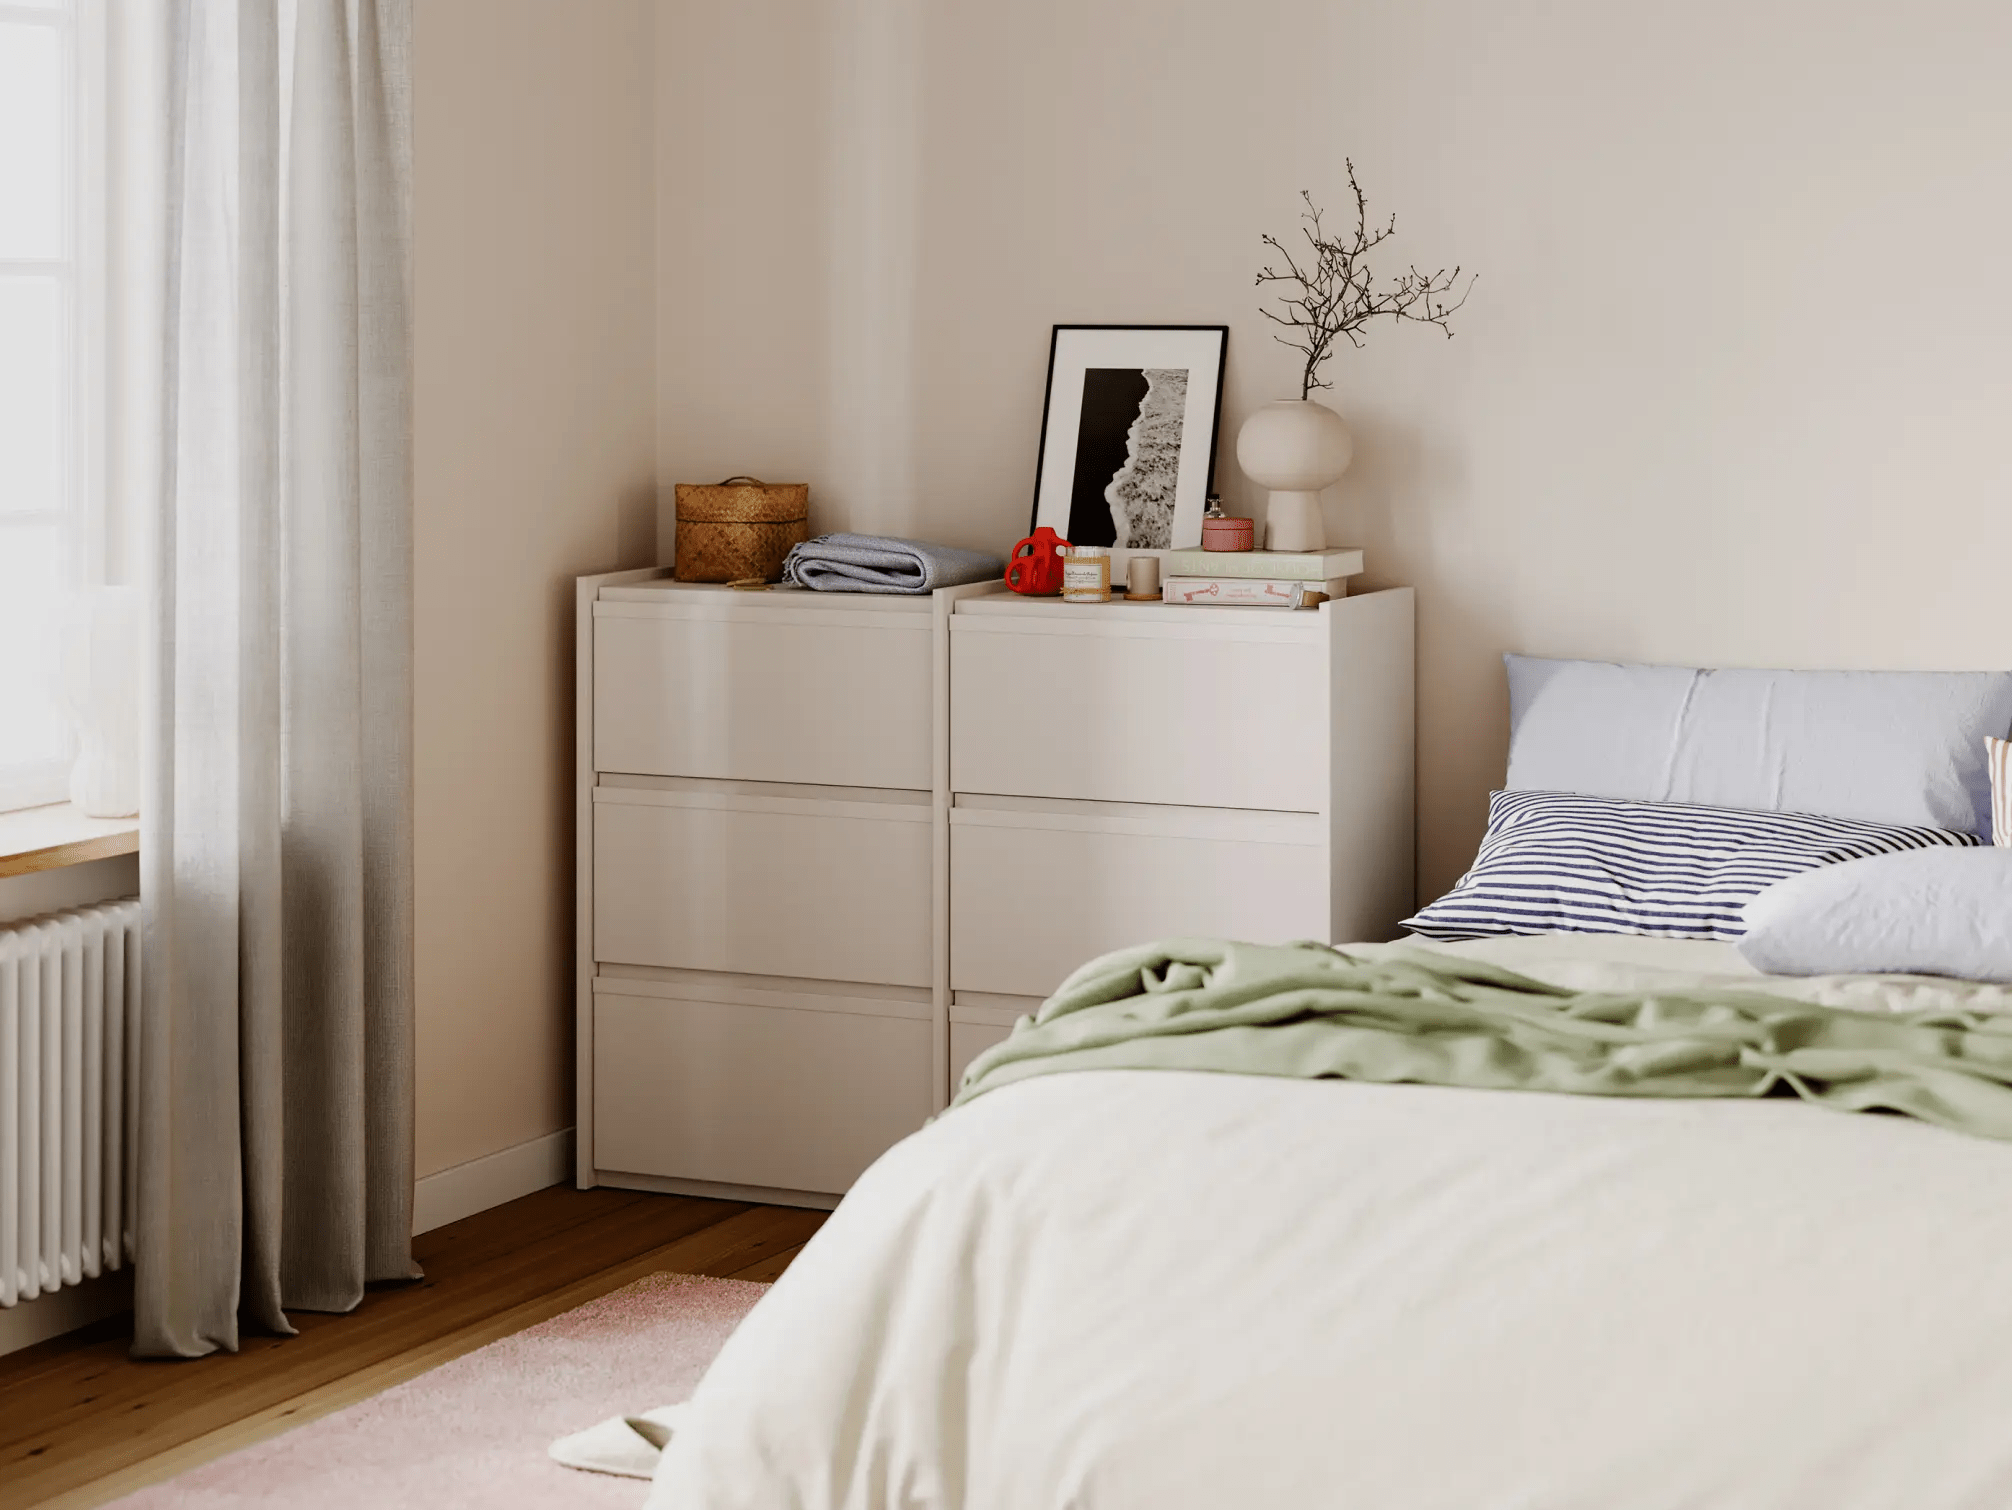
[{"x1": 1061, "y1": 546, "x2": 1111, "y2": 602}]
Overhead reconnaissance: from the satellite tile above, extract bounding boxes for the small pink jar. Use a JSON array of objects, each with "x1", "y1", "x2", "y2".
[{"x1": 1201, "y1": 515, "x2": 1255, "y2": 552}]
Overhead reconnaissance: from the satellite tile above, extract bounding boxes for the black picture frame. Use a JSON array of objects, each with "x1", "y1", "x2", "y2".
[{"x1": 1028, "y1": 324, "x2": 1228, "y2": 563}]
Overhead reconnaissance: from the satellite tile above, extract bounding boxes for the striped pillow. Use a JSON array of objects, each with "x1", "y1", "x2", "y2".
[
  {"x1": 1404, "y1": 790, "x2": 1979, "y2": 942},
  {"x1": 1992, "y1": 737, "x2": 2011, "y2": 847}
]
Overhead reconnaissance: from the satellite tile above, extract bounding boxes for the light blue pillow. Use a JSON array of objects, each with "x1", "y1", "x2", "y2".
[
  {"x1": 1738, "y1": 848, "x2": 2012, "y2": 982},
  {"x1": 1505, "y1": 657, "x2": 2012, "y2": 838}
]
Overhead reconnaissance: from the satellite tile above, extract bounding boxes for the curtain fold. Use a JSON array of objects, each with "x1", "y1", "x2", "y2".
[{"x1": 134, "y1": 0, "x2": 416, "y2": 1360}]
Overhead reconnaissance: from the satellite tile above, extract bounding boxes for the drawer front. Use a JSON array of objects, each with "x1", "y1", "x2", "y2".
[
  {"x1": 594, "y1": 989, "x2": 931, "y2": 1195},
  {"x1": 950, "y1": 621, "x2": 1325, "y2": 809},
  {"x1": 595, "y1": 789, "x2": 931, "y2": 986},
  {"x1": 950, "y1": 806, "x2": 1329, "y2": 998},
  {"x1": 949, "y1": 1019, "x2": 1013, "y2": 1089},
  {"x1": 595, "y1": 607, "x2": 931, "y2": 788}
]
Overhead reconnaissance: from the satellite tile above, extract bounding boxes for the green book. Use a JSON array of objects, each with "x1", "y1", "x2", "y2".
[{"x1": 1159, "y1": 547, "x2": 1364, "y2": 581}]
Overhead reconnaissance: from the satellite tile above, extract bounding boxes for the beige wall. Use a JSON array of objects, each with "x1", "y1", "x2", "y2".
[
  {"x1": 412, "y1": 0, "x2": 656, "y2": 1177},
  {"x1": 409, "y1": 0, "x2": 2012, "y2": 1177},
  {"x1": 657, "y1": 0, "x2": 2012, "y2": 900}
]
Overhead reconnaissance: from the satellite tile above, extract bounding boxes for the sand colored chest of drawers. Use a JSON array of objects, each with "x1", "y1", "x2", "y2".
[{"x1": 577, "y1": 573, "x2": 1414, "y2": 1208}]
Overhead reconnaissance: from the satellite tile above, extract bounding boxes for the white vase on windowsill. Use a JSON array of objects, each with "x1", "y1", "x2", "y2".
[
  {"x1": 57, "y1": 586, "x2": 141, "y2": 819},
  {"x1": 1234, "y1": 399, "x2": 1354, "y2": 553}
]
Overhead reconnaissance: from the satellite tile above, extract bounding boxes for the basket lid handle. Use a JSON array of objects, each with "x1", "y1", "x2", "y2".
[{"x1": 718, "y1": 475, "x2": 767, "y2": 487}]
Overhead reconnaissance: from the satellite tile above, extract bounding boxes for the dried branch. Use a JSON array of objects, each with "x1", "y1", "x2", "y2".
[{"x1": 1256, "y1": 161, "x2": 1476, "y2": 400}]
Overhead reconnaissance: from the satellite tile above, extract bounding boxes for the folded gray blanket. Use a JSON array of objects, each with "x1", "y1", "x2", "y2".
[{"x1": 781, "y1": 533, "x2": 1002, "y2": 594}]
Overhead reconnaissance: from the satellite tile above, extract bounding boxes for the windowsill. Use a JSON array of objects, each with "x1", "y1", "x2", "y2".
[{"x1": 0, "y1": 803, "x2": 140, "y2": 879}]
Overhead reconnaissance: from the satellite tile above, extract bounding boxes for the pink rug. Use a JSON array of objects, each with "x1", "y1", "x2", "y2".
[{"x1": 109, "y1": 1273, "x2": 768, "y2": 1509}]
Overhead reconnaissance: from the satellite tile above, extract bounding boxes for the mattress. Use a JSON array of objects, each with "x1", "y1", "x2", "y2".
[{"x1": 645, "y1": 937, "x2": 2012, "y2": 1509}]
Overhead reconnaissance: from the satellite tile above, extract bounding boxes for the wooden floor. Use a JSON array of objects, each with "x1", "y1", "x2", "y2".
[{"x1": 0, "y1": 1185, "x2": 827, "y2": 1509}]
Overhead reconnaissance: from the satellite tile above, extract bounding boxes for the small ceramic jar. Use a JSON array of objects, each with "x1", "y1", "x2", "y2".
[
  {"x1": 1201, "y1": 515, "x2": 1255, "y2": 551},
  {"x1": 1125, "y1": 555, "x2": 1161, "y2": 599}
]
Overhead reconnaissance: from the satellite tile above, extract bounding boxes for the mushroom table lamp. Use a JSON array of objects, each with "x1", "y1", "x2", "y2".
[{"x1": 1234, "y1": 400, "x2": 1354, "y2": 553}]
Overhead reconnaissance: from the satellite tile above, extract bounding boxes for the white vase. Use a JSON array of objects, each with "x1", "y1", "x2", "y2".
[
  {"x1": 1234, "y1": 398, "x2": 1354, "y2": 553},
  {"x1": 57, "y1": 586, "x2": 141, "y2": 818}
]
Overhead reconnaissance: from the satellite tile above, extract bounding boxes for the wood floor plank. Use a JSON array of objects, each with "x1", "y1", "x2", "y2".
[
  {"x1": 409, "y1": 1184, "x2": 659, "y2": 1270},
  {"x1": 0, "y1": 1313, "x2": 141, "y2": 1397},
  {"x1": 0, "y1": 1185, "x2": 821, "y2": 1509},
  {"x1": 0, "y1": 1192, "x2": 747, "y2": 1461},
  {"x1": 0, "y1": 1220, "x2": 744, "y2": 1494},
  {"x1": 0, "y1": 1187, "x2": 679, "y2": 1410},
  {"x1": 722, "y1": 1241, "x2": 812, "y2": 1283},
  {"x1": 659, "y1": 1208, "x2": 824, "y2": 1279},
  {"x1": 29, "y1": 1206, "x2": 826, "y2": 1510}
]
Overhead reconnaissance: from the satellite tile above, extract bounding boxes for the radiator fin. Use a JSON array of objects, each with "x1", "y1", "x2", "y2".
[{"x1": 0, "y1": 897, "x2": 141, "y2": 1307}]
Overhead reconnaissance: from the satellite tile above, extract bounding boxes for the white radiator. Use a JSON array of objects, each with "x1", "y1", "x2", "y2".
[{"x1": 0, "y1": 898, "x2": 141, "y2": 1307}]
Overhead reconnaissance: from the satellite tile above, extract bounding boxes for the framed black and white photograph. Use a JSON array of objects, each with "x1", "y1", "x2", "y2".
[{"x1": 1029, "y1": 325, "x2": 1227, "y2": 561}]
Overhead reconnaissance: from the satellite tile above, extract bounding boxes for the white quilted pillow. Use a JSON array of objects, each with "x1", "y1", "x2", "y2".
[{"x1": 1740, "y1": 847, "x2": 2012, "y2": 983}]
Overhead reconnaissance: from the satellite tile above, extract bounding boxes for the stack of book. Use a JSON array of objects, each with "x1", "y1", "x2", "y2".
[{"x1": 1158, "y1": 547, "x2": 1363, "y2": 607}]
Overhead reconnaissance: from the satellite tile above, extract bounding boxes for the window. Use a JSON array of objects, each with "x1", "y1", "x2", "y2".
[{"x1": 0, "y1": 0, "x2": 97, "y2": 813}]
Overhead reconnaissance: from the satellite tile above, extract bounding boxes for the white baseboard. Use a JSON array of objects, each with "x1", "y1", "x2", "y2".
[
  {"x1": 413, "y1": 1127, "x2": 575, "y2": 1236},
  {"x1": 0, "y1": 1268, "x2": 134, "y2": 1358}
]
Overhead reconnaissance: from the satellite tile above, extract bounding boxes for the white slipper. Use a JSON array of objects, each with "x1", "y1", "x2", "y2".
[{"x1": 549, "y1": 1403, "x2": 690, "y2": 1479}]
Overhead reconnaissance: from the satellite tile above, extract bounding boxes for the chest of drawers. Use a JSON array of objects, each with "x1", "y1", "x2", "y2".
[{"x1": 576, "y1": 572, "x2": 1413, "y2": 1206}]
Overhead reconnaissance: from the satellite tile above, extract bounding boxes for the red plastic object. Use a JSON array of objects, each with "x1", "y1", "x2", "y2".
[
  {"x1": 1005, "y1": 527, "x2": 1071, "y2": 594},
  {"x1": 1202, "y1": 515, "x2": 1256, "y2": 551}
]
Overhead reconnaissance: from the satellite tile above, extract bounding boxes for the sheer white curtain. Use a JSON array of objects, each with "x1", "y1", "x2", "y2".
[
  {"x1": 128, "y1": 0, "x2": 417, "y2": 1358},
  {"x1": 1, "y1": 2, "x2": 90, "y2": 811}
]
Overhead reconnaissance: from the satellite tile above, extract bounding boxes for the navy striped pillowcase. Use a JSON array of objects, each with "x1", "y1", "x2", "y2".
[{"x1": 1404, "y1": 790, "x2": 1979, "y2": 943}]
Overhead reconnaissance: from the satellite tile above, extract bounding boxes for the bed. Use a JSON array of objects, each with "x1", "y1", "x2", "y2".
[
  {"x1": 641, "y1": 935, "x2": 2012, "y2": 1509},
  {"x1": 636, "y1": 660, "x2": 2012, "y2": 1509}
]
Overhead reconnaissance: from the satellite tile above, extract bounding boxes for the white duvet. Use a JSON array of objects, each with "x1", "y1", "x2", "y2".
[{"x1": 644, "y1": 940, "x2": 2012, "y2": 1509}]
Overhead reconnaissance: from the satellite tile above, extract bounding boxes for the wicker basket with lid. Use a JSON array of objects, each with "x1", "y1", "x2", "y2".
[{"x1": 672, "y1": 476, "x2": 810, "y2": 583}]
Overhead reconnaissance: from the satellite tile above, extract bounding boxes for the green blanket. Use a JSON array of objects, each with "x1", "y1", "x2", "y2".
[{"x1": 952, "y1": 939, "x2": 2012, "y2": 1141}]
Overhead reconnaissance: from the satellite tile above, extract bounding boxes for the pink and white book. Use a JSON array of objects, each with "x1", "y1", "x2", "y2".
[{"x1": 1161, "y1": 576, "x2": 1348, "y2": 607}]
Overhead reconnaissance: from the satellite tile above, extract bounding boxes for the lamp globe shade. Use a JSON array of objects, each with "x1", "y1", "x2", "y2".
[{"x1": 1236, "y1": 399, "x2": 1353, "y2": 488}]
